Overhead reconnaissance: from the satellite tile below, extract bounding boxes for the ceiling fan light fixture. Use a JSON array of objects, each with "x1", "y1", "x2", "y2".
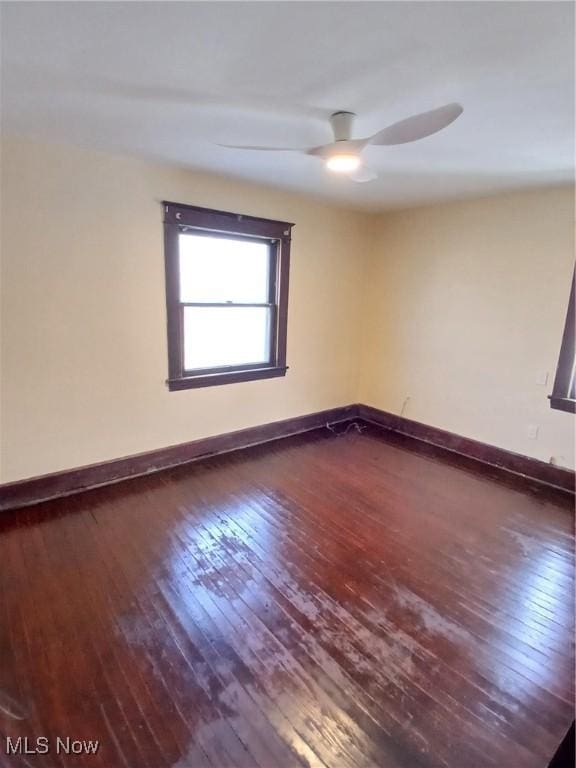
[{"x1": 325, "y1": 154, "x2": 361, "y2": 173}]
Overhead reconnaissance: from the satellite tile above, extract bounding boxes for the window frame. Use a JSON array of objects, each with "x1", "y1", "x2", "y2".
[
  {"x1": 163, "y1": 201, "x2": 293, "y2": 391},
  {"x1": 549, "y1": 270, "x2": 575, "y2": 414}
]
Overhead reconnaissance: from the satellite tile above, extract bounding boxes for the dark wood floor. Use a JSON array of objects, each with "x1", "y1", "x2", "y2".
[{"x1": 0, "y1": 427, "x2": 573, "y2": 768}]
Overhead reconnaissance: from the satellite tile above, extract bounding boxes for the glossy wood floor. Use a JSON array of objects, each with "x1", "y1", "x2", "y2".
[{"x1": 0, "y1": 427, "x2": 574, "y2": 768}]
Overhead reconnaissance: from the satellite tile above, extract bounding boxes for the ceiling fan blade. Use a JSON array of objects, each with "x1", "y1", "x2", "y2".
[
  {"x1": 369, "y1": 103, "x2": 463, "y2": 146},
  {"x1": 307, "y1": 143, "x2": 333, "y2": 158},
  {"x1": 307, "y1": 138, "x2": 368, "y2": 158},
  {"x1": 351, "y1": 167, "x2": 378, "y2": 183},
  {"x1": 217, "y1": 143, "x2": 304, "y2": 152}
]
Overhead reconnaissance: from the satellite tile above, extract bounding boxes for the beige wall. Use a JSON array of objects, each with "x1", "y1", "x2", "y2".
[
  {"x1": 359, "y1": 187, "x2": 575, "y2": 469},
  {"x1": 0, "y1": 139, "x2": 373, "y2": 482},
  {"x1": 1, "y1": 139, "x2": 574, "y2": 483}
]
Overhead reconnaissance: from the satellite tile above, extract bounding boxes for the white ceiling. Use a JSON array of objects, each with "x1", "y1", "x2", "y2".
[{"x1": 1, "y1": 1, "x2": 574, "y2": 211}]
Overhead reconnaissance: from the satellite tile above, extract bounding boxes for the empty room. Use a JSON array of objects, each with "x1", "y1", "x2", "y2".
[{"x1": 0, "y1": 2, "x2": 574, "y2": 767}]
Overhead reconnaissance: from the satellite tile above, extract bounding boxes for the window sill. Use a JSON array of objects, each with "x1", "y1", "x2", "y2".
[
  {"x1": 167, "y1": 365, "x2": 288, "y2": 391},
  {"x1": 549, "y1": 395, "x2": 576, "y2": 414}
]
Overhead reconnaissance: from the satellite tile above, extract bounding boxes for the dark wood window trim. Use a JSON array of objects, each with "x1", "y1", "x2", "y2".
[
  {"x1": 550, "y1": 270, "x2": 575, "y2": 414},
  {"x1": 163, "y1": 201, "x2": 293, "y2": 391}
]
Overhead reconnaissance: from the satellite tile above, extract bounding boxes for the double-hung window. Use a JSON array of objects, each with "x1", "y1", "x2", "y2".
[{"x1": 163, "y1": 202, "x2": 293, "y2": 390}]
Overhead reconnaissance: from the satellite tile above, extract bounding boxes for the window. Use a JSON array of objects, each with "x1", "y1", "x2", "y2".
[
  {"x1": 550, "y1": 271, "x2": 575, "y2": 413},
  {"x1": 163, "y1": 202, "x2": 293, "y2": 390}
]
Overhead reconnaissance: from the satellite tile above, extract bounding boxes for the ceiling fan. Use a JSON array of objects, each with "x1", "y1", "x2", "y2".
[{"x1": 218, "y1": 102, "x2": 463, "y2": 183}]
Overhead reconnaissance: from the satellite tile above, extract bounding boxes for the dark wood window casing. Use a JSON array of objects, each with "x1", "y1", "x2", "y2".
[
  {"x1": 550, "y1": 270, "x2": 575, "y2": 414},
  {"x1": 163, "y1": 202, "x2": 293, "y2": 391}
]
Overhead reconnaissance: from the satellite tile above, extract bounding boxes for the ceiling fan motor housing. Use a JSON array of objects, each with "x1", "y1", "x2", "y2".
[{"x1": 330, "y1": 111, "x2": 356, "y2": 142}]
